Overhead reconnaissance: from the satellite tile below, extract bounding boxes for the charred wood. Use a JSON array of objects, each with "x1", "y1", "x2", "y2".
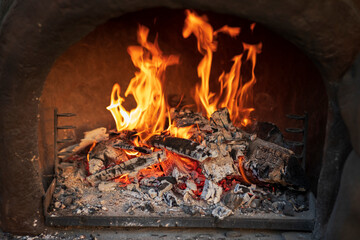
[
  {"x1": 244, "y1": 138, "x2": 308, "y2": 190},
  {"x1": 148, "y1": 135, "x2": 217, "y2": 161},
  {"x1": 86, "y1": 150, "x2": 166, "y2": 185}
]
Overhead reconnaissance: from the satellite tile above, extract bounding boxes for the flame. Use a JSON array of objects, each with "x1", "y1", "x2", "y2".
[
  {"x1": 183, "y1": 10, "x2": 262, "y2": 127},
  {"x1": 86, "y1": 141, "x2": 97, "y2": 162},
  {"x1": 107, "y1": 25, "x2": 179, "y2": 141},
  {"x1": 238, "y1": 156, "x2": 251, "y2": 185},
  {"x1": 124, "y1": 149, "x2": 139, "y2": 156},
  {"x1": 113, "y1": 173, "x2": 133, "y2": 187}
]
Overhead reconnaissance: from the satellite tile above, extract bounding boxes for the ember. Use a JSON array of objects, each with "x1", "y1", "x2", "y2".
[{"x1": 51, "y1": 10, "x2": 309, "y2": 221}]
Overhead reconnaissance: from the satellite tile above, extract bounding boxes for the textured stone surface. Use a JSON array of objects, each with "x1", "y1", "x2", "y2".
[
  {"x1": 0, "y1": 0, "x2": 360, "y2": 235},
  {"x1": 325, "y1": 151, "x2": 360, "y2": 240}
]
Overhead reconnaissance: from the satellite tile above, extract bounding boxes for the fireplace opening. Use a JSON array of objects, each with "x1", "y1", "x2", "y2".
[{"x1": 37, "y1": 8, "x2": 327, "y2": 229}]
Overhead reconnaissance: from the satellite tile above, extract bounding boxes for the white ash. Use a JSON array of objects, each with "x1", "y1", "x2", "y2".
[
  {"x1": 52, "y1": 108, "x2": 309, "y2": 220},
  {"x1": 200, "y1": 179, "x2": 223, "y2": 204},
  {"x1": 98, "y1": 181, "x2": 118, "y2": 192},
  {"x1": 88, "y1": 158, "x2": 104, "y2": 175},
  {"x1": 211, "y1": 205, "x2": 233, "y2": 220}
]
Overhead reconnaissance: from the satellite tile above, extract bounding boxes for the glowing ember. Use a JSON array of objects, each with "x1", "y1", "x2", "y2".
[
  {"x1": 114, "y1": 173, "x2": 133, "y2": 187},
  {"x1": 238, "y1": 156, "x2": 251, "y2": 185},
  {"x1": 105, "y1": 10, "x2": 262, "y2": 190}
]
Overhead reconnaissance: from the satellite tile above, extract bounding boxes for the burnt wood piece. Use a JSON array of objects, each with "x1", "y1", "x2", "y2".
[
  {"x1": 88, "y1": 141, "x2": 128, "y2": 166},
  {"x1": 86, "y1": 150, "x2": 166, "y2": 185},
  {"x1": 148, "y1": 135, "x2": 217, "y2": 162},
  {"x1": 255, "y1": 122, "x2": 287, "y2": 148},
  {"x1": 112, "y1": 139, "x2": 152, "y2": 154},
  {"x1": 244, "y1": 138, "x2": 308, "y2": 190},
  {"x1": 210, "y1": 107, "x2": 235, "y2": 131}
]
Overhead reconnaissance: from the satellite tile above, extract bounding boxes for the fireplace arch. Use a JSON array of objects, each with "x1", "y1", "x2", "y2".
[{"x1": 0, "y1": 0, "x2": 359, "y2": 236}]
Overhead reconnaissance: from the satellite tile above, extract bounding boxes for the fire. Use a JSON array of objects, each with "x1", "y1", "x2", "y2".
[
  {"x1": 106, "y1": 25, "x2": 179, "y2": 141},
  {"x1": 114, "y1": 173, "x2": 133, "y2": 187},
  {"x1": 238, "y1": 156, "x2": 251, "y2": 184},
  {"x1": 183, "y1": 10, "x2": 262, "y2": 127},
  {"x1": 107, "y1": 10, "x2": 262, "y2": 146}
]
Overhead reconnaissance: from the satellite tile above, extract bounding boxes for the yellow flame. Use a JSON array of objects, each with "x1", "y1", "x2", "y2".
[
  {"x1": 107, "y1": 25, "x2": 179, "y2": 140},
  {"x1": 183, "y1": 10, "x2": 262, "y2": 127}
]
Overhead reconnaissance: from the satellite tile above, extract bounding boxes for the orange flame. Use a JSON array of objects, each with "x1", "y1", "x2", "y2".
[
  {"x1": 114, "y1": 173, "x2": 133, "y2": 187},
  {"x1": 107, "y1": 25, "x2": 179, "y2": 140},
  {"x1": 238, "y1": 156, "x2": 251, "y2": 185},
  {"x1": 183, "y1": 10, "x2": 262, "y2": 127}
]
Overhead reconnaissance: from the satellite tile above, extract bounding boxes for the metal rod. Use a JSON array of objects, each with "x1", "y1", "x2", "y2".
[
  {"x1": 285, "y1": 128, "x2": 304, "y2": 133},
  {"x1": 286, "y1": 114, "x2": 306, "y2": 120},
  {"x1": 57, "y1": 126, "x2": 76, "y2": 129},
  {"x1": 54, "y1": 108, "x2": 59, "y2": 175},
  {"x1": 57, "y1": 113, "x2": 76, "y2": 117},
  {"x1": 286, "y1": 112, "x2": 308, "y2": 170},
  {"x1": 54, "y1": 109, "x2": 76, "y2": 176},
  {"x1": 302, "y1": 112, "x2": 308, "y2": 169}
]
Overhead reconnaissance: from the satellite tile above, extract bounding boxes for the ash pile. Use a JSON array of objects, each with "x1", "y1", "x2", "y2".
[{"x1": 50, "y1": 107, "x2": 309, "y2": 220}]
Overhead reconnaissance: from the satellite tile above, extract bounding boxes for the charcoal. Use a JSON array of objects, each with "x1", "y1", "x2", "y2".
[
  {"x1": 211, "y1": 205, "x2": 233, "y2": 220},
  {"x1": 139, "y1": 177, "x2": 160, "y2": 188},
  {"x1": 86, "y1": 150, "x2": 166, "y2": 185},
  {"x1": 148, "y1": 188, "x2": 157, "y2": 199},
  {"x1": 88, "y1": 159, "x2": 104, "y2": 175},
  {"x1": 283, "y1": 202, "x2": 295, "y2": 216},
  {"x1": 221, "y1": 191, "x2": 243, "y2": 210},
  {"x1": 234, "y1": 184, "x2": 250, "y2": 194},
  {"x1": 157, "y1": 180, "x2": 173, "y2": 197},
  {"x1": 157, "y1": 176, "x2": 177, "y2": 184},
  {"x1": 71, "y1": 127, "x2": 109, "y2": 154},
  {"x1": 200, "y1": 179, "x2": 223, "y2": 204},
  {"x1": 148, "y1": 135, "x2": 217, "y2": 162},
  {"x1": 250, "y1": 198, "x2": 261, "y2": 208},
  {"x1": 181, "y1": 204, "x2": 198, "y2": 216},
  {"x1": 163, "y1": 191, "x2": 178, "y2": 207},
  {"x1": 255, "y1": 122, "x2": 287, "y2": 147},
  {"x1": 144, "y1": 202, "x2": 155, "y2": 213},
  {"x1": 244, "y1": 138, "x2": 309, "y2": 190},
  {"x1": 210, "y1": 108, "x2": 235, "y2": 131},
  {"x1": 201, "y1": 151, "x2": 238, "y2": 182}
]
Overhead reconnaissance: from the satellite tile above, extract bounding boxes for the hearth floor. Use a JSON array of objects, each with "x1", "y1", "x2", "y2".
[{"x1": 0, "y1": 228, "x2": 311, "y2": 240}]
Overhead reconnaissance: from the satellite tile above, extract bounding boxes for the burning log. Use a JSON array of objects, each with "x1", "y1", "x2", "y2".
[
  {"x1": 201, "y1": 152, "x2": 239, "y2": 183},
  {"x1": 243, "y1": 138, "x2": 308, "y2": 190},
  {"x1": 86, "y1": 150, "x2": 166, "y2": 185},
  {"x1": 148, "y1": 135, "x2": 217, "y2": 162},
  {"x1": 210, "y1": 108, "x2": 235, "y2": 131},
  {"x1": 112, "y1": 139, "x2": 152, "y2": 154}
]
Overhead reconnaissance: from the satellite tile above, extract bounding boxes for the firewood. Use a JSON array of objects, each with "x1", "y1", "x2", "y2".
[
  {"x1": 86, "y1": 150, "x2": 166, "y2": 185},
  {"x1": 148, "y1": 135, "x2": 217, "y2": 162},
  {"x1": 243, "y1": 138, "x2": 308, "y2": 190},
  {"x1": 201, "y1": 152, "x2": 239, "y2": 182},
  {"x1": 88, "y1": 141, "x2": 128, "y2": 166},
  {"x1": 210, "y1": 107, "x2": 235, "y2": 131}
]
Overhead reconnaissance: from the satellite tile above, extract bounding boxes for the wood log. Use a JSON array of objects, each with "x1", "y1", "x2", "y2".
[
  {"x1": 86, "y1": 150, "x2": 166, "y2": 185},
  {"x1": 210, "y1": 107, "x2": 235, "y2": 131},
  {"x1": 243, "y1": 138, "x2": 309, "y2": 190},
  {"x1": 148, "y1": 135, "x2": 217, "y2": 162}
]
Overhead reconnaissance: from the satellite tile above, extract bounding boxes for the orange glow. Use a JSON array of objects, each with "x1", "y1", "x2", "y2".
[
  {"x1": 124, "y1": 149, "x2": 139, "y2": 157},
  {"x1": 86, "y1": 141, "x2": 97, "y2": 162},
  {"x1": 183, "y1": 10, "x2": 262, "y2": 127},
  {"x1": 238, "y1": 156, "x2": 251, "y2": 185},
  {"x1": 113, "y1": 173, "x2": 133, "y2": 187},
  {"x1": 107, "y1": 25, "x2": 179, "y2": 141},
  {"x1": 250, "y1": 23, "x2": 256, "y2": 32}
]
